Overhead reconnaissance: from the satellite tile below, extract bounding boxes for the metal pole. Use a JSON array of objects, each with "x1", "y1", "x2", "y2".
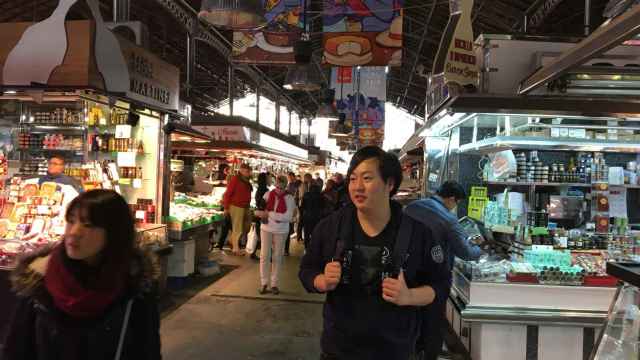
[
  {"x1": 299, "y1": 116, "x2": 303, "y2": 142},
  {"x1": 523, "y1": 14, "x2": 528, "y2": 33},
  {"x1": 275, "y1": 96, "x2": 280, "y2": 131},
  {"x1": 584, "y1": 0, "x2": 592, "y2": 36},
  {"x1": 113, "y1": 0, "x2": 118, "y2": 22},
  {"x1": 289, "y1": 110, "x2": 292, "y2": 136},
  {"x1": 186, "y1": 34, "x2": 194, "y2": 98},
  {"x1": 228, "y1": 66, "x2": 234, "y2": 117},
  {"x1": 256, "y1": 84, "x2": 260, "y2": 124},
  {"x1": 307, "y1": 118, "x2": 311, "y2": 145}
]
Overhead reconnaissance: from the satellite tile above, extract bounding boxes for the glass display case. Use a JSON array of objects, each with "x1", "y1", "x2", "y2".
[{"x1": 592, "y1": 262, "x2": 640, "y2": 359}]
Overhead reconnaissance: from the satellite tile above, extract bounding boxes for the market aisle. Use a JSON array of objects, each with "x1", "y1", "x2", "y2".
[{"x1": 161, "y1": 238, "x2": 325, "y2": 360}]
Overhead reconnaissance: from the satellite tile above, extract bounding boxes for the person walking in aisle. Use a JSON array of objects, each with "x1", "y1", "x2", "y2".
[
  {"x1": 297, "y1": 173, "x2": 314, "y2": 244},
  {"x1": 404, "y1": 181, "x2": 484, "y2": 360},
  {"x1": 214, "y1": 164, "x2": 233, "y2": 251},
  {"x1": 285, "y1": 172, "x2": 301, "y2": 256},
  {"x1": 300, "y1": 183, "x2": 327, "y2": 250},
  {"x1": 248, "y1": 172, "x2": 271, "y2": 261},
  {"x1": 314, "y1": 172, "x2": 324, "y2": 189},
  {"x1": 299, "y1": 146, "x2": 451, "y2": 360},
  {"x1": 1, "y1": 190, "x2": 161, "y2": 360},
  {"x1": 258, "y1": 175, "x2": 296, "y2": 295},
  {"x1": 332, "y1": 173, "x2": 350, "y2": 210},
  {"x1": 322, "y1": 179, "x2": 339, "y2": 213},
  {"x1": 223, "y1": 163, "x2": 253, "y2": 255}
]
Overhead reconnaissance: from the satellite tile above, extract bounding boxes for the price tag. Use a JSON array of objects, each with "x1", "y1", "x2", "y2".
[
  {"x1": 135, "y1": 210, "x2": 146, "y2": 220},
  {"x1": 115, "y1": 125, "x2": 132, "y2": 139},
  {"x1": 532, "y1": 245, "x2": 554, "y2": 251},
  {"x1": 133, "y1": 178, "x2": 143, "y2": 189},
  {"x1": 117, "y1": 152, "x2": 136, "y2": 167}
]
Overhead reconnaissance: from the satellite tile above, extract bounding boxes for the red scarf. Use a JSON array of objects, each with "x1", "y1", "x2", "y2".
[
  {"x1": 44, "y1": 245, "x2": 124, "y2": 318},
  {"x1": 266, "y1": 189, "x2": 287, "y2": 214}
]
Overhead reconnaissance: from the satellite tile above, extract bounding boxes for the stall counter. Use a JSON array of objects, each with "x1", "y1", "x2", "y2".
[{"x1": 448, "y1": 268, "x2": 618, "y2": 360}]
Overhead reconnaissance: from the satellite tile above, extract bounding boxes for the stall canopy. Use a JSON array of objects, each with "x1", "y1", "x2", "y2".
[{"x1": 165, "y1": 122, "x2": 212, "y2": 144}]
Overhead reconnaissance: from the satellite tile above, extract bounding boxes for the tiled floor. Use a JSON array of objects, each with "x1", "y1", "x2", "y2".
[{"x1": 161, "y1": 239, "x2": 325, "y2": 360}]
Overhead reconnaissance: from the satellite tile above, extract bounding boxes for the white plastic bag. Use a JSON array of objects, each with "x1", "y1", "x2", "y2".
[{"x1": 245, "y1": 224, "x2": 258, "y2": 253}]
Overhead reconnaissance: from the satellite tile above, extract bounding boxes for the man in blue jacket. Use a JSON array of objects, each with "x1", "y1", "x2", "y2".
[{"x1": 404, "y1": 181, "x2": 483, "y2": 360}]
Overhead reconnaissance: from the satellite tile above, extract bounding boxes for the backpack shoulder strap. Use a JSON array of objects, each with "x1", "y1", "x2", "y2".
[{"x1": 392, "y1": 214, "x2": 413, "y2": 274}]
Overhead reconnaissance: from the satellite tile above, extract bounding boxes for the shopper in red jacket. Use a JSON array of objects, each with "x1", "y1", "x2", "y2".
[{"x1": 223, "y1": 163, "x2": 253, "y2": 255}]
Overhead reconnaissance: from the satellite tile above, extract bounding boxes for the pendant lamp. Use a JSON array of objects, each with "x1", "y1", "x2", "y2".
[
  {"x1": 199, "y1": 0, "x2": 267, "y2": 30},
  {"x1": 283, "y1": 64, "x2": 323, "y2": 92}
]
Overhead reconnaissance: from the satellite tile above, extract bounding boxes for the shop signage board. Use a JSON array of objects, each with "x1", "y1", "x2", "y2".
[
  {"x1": 118, "y1": 38, "x2": 180, "y2": 111},
  {"x1": 232, "y1": 0, "x2": 303, "y2": 64},
  {"x1": 431, "y1": 0, "x2": 479, "y2": 87},
  {"x1": 322, "y1": 0, "x2": 403, "y2": 66},
  {"x1": 0, "y1": 17, "x2": 180, "y2": 111},
  {"x1": 194, "y1": 126, "x2": 250, "y2": 142}
]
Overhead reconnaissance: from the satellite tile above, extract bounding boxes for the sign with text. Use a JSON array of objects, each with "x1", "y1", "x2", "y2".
[
  {"x1": 119, "y1": 37, "x2": 180, "y2": 111},
  {"x1": 432, "y1": 0, "x2": 479, "y2": 87},
  {"x1": 194, "y1": 126, "x2": 250, "y2": 142}
]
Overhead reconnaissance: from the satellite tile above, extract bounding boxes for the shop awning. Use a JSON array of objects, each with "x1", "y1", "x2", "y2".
[
  {"x1": 426, "y1": 94, "x2": 640, "y2": 129},
  {"x1": 399, "y1": 135, "x2": 425, "y2": 161},
  {"x1": 519, "y1": 4, "x2": 640, "y2": 94},
  {"x1": 165, "y1": 122, "x2": 212, "y2": 143},
  {"x1": 172, "y1": 140, "x2": 312, "y2": 164}
]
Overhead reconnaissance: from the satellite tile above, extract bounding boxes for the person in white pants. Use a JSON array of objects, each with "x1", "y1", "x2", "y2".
[{"x1": 257, "y1": 175, "x2": 296, "y2": 295}]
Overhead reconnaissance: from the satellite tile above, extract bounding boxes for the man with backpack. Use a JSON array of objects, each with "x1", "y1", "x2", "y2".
[{"x1": 299, "y1": 146, "x2": 451, "y2": 360}]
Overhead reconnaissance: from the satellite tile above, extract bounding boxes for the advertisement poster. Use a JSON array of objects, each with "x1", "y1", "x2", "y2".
[
  {"x1": 233, "y1": 0, "x2": 304, "y2": 64},
  {"x1": 323, "y1": 0, "x2": 403, "y2": 67},
  {"x1": 329, "y1": 67, "x2": 386, "y2": 148}
]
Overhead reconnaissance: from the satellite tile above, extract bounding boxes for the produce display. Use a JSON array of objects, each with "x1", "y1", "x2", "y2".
[
  {"x1": 0, "y1": 178, "x2": 69, "y2": 267},
  {"x1": 168, "y1": 193, "x2": 225, "y2": 231}
]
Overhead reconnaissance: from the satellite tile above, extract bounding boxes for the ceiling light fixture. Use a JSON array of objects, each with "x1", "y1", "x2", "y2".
[
  {"x1": 283, "y1": 64, "x2": 323, "y2": 91},
  {"x1": 199, "y1": 0, "x2": 267, "y2": 30}
]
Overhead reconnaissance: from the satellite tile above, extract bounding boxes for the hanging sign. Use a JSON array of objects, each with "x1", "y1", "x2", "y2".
[
  {"x1": 431, "y1": 0, "x2": 479, "y2": 87},
  {"x1": 329, "y1": 66, "x2": 386, "y2": 148},
  {"x1": 322, "y1": 0, "x2": 403, "y2": 67},
  {"x1": 232, "y1": 0, "x2": 304, "y2": 65}
]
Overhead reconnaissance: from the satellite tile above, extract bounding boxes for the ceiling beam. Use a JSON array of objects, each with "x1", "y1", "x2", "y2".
[{"x1": 401, "y1": 0, "x2": 439, "y2": 108}]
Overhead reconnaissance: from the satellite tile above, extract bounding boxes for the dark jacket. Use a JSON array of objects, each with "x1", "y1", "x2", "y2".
[
  {"x1": 334, "y1": 183, "x2": 350, "y2": 210},
  {"x1": 299, "y1": 202, "x2": 451, "y2": 360},
  {"x1": 1, "y1": 246, "x2": 162, "y2": 360},
  {"x1": 404, "y1": 196, "x2": 483, "y2": 268},
  {"x1": 300, "y1": 188, "x2": 327, "y2": 225}
]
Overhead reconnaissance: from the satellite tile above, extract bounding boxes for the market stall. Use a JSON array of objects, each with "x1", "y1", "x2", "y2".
[
  {"x1": 398, "y1": 27, "x2": 640, "y2": 358},
  {"x1": 160, "y1": 115, "x2": 312, "y2": 276},
  {"x1": 0, "y1": 18, "x2": 178, "y2": 333}
]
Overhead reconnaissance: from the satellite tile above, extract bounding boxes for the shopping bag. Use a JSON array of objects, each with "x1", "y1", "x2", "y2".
[{"x1": 245, "y1": 225, "x2": 258, "y2": 253}]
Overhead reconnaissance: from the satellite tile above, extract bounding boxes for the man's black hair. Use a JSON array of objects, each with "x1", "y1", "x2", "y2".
[
  {"x1": 48, "y1": 154, "x2": 65, "y2": 163},
  {"x1": 436, "y1": 181, "x2": 466, "y2": 201},
  {"x1": 347, "y1": 146, "x2": 402, "y2": 196}
]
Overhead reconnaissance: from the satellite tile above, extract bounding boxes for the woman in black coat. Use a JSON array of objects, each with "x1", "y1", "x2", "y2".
[
  {"x1": 248, "y1": 172, "x2": 270, "y2": 260},
  {"x1": 1, "y1": 190, "x2": 161, "y2": 360},
  {"x1": 300, "y1": 183, "x2": 327, "y2": 250}
]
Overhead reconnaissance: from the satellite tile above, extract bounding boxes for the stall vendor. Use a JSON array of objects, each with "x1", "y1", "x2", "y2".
[{"x1": 38, "y1": 155, "x2": 83, "y2": 194}]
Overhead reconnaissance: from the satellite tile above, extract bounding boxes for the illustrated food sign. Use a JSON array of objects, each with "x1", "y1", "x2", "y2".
[
  {"x1": 233, "y1": 0, "x2": 304, "y2": 64},
  {"x1": 329, "y1": 67, "x2": 386, "y2": 148},
  {"x1": 432, "y1": 0, "x2": 479, "y2": 87},
  {"x1": 323, "y1": 0, "x2": 403, "y2": 67}
]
